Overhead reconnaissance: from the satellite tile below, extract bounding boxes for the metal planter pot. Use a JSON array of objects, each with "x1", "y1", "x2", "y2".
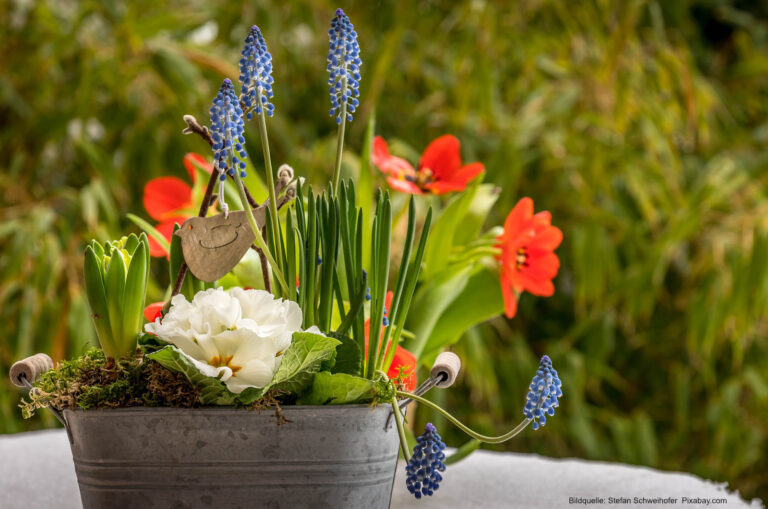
[{"x1": 63, "y1": 405, "x2": 400, "y2": 509}]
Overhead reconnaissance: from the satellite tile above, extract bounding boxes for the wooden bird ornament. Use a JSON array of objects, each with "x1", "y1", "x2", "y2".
[{"x1": 175, "y1": 207, "x2": 267, "y2": 282}]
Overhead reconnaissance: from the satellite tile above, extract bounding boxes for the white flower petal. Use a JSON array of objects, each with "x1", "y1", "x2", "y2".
[
  {"x1": 225, "y1": 358, "x2": 275, "y2": 393},
  {"x1": 149, "y1": 286, "x2": 323, "y2": 394},
  {"x1": 173, "y1": 347, "x2": 233, "y2": 382}
]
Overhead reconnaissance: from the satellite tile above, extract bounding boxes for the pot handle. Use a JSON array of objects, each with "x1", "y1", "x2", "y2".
[
  {"x1": 386, "y1": 352, "x2": 462, "y2": 430},
  {"x1": 9, "y1": 353, "x2": 72, "y2": 444},
  {"x1": 430, "y1": 352, "x2": 461, "y2": 389},
  {"x1": 9, "y1": 353, "x2": 54, "y2": 388}
]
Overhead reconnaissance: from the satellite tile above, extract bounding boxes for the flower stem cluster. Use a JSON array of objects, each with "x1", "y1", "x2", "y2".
[
  {"x1": 405, "y1": 423, "x2": 447, "y2": 499},
  {"x1": 524, "y1": 355, "x2": 563, "y2": 430},
  {"x1": 239, "y1": 26, "x2": 275, "y2": 119}
]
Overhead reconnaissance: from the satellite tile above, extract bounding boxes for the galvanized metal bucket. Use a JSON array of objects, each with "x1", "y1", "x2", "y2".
[{"x1": 63, "y1": 405, "x2": 400, "y2": 509}]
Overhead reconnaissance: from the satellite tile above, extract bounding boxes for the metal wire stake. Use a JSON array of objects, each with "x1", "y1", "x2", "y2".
[{"x1": 385, "y1": 372, "x2": 447, "y2": 430}]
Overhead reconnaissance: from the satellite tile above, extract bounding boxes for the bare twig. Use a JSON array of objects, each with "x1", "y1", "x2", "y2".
[{"x1": 250, "y1": 245, "x2": 272, "y2": 294}]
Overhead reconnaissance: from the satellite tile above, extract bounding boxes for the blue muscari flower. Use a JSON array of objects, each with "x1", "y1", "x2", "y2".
[
  {"x1": 523, "y1": 355, "x2": 563, "y2": 430},
  {"x1": 405, "y1": 423, "x2": 446, "y2": 499},
  {"x1": 210, "y1": 79, "x2": 248, "y2": 181},
  {"x1": 327, "y1": 8, "x2": 361, "y2": 124},
  {"x1": 239, "y1": 25, "x2": 275, "y2": 120}
]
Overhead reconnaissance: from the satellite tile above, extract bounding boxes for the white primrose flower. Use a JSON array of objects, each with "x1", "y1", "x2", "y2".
[{"x1": 145, "y1": 287, "x2": 321, "y2": 394}]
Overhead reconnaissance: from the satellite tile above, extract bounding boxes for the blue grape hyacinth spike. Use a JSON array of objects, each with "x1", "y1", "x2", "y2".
[
  {"x1": 523, "y1": 355, "x2": 563, "y2": 430},
  {"x1": 239, "y1": 25, "x2": 275, "y2": 119},
  {"x1": 210, "y1": 79, "x2": 248, "y2": 179},
  {"x1": 327, "y1": 8, "x2": 361, "y2": 124},
  {"x1": 405, "y1": 423, "x2": 447, "y2": 499}
]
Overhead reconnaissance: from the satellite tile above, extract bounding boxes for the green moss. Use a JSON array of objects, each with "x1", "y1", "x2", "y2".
[{"x1": 20, "y1": 347, "x2": 201, "y2": 418}]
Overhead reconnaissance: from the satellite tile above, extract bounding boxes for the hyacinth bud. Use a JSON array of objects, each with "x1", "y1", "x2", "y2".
[
  {"x1": 239, "y1": 25, "x2": 275, "y2": 120},
  {"x1": 405, "y1": 423, "x2": 447, "y2": 499},
  {"x1": 327, "y1": 8, "x2": 361, "y2": 124},
  {"x1": 524, "y1": 355, "x2": 563, "y2": 430}
]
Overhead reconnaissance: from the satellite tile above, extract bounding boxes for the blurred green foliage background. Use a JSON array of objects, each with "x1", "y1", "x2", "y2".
[{"x1": 2, "y1": 0, "x2": 767, "y2": 501}]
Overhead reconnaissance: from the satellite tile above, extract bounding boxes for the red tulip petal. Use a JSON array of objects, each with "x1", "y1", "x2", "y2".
[
  {"x1": 143, "y1": 177, "x2": 193, "y2": 221},
  {"x1": 147, "y1": 217, "x2": 186, "y2": 258},
  {"x1": 516, "y1": 270, "x2": 555, "y2": 297},
  {"x1": 503, "y1": 198, "x2": 534, "y2": 240},
  {"x1": 501, "y1": 274, "x2": 519, "y2": 318},
  {"x1": 387, "y1": 176, "x2": 423, "y2": 195},
  {"x1": 419, "y1": 135, "x2": 461, "y2": 178},
  {"x1": 451, "y1": 162, "x2": 485, "y2": 184},
  {"x1": 533, "y1": 210, "x2": 552, "y2": 225},
  {"x1": 529, "y1": 225, "x2": 563, "y2": 251},
  {"x1": 143, "y1": 302, "x2": 164, "y2": 322},
  {"x1": 424, "y1": 180, "x2": 468, "y2": 195},
  {"x1": 525, "y1": 250, "x2": 561, "y2": 278},
  {"x1": 183, "y1": 152, "x2": 213, "y2": 183},
  {"x1": 372, "y1": 136, "x2": 391, "y2": 165},
  {"x1": 372, "y1": 136, "x2": 415, "y2": 177}
]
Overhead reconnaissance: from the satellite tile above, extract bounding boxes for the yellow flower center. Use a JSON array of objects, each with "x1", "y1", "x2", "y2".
[
  {"x1": 516, "y1": 247, "x2": 528, "y2": 270},
  {"x1": 404, "y1": 167, "x2": 434, "y2": 188},
  {"x1": 209, "y1": 355, "x2": 242, "y2": 376}
]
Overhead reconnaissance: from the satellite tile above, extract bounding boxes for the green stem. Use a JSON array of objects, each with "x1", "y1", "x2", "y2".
[
  {"x1": 449, "y1": 246, "x2": 502, "y2": 264},
  {"x1": 397, "y1": 391, "x2": 531, "y2": 444},
  {"x1": 391, "y1": 397, "x2": 411, "y2": 461},
  {"x1": 233, "y1": 172, "x2": 290, "y2": 295},
  {"x1": 331, "y1": 100, "x2": 347, "y2": 195},
  {"x1": 257, "y1": 111, "x2": 282, "y2": 274}
]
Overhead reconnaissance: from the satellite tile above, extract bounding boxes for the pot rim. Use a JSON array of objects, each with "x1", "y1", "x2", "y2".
[{"x1": 61, "y1": 403, "x2": 387, "y2": 414}]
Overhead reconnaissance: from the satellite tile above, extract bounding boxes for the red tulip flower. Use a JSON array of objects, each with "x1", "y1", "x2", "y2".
[
  {"x1": 372, "y1": 135, "x2": 484, "y2": 195},
  {"x1": 142, "y1": 153, "x2": 213, "y2": 257},
  {"x1": 143, "y1": 302, "x2": 164, "y2": 323},
  {"x1": 496, "y1": 197, "x2": 562, "y2": 318},
  {"x1": 364, "y1": 292, "x2": 418, "y2": 391}
]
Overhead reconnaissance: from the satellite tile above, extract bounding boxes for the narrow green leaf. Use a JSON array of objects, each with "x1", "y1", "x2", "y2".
[
  {"x1": 127, "y1": 213, "x2": 170, "y2": 253},
  {"x1": 305, "y1": 190, "x2": 318, "y2": 327},
  {"x1": 90, "y1": 239, "x2": 104, "y2": 259},
  {"x1": 124, "y1": 233, "x2": 139, "y2": 255},
  {"x1": 285, "y1": 211, "x2": 297, "y2": 302},
  {"x1": 83, "y1": 245, "x2": 115, "y2": 358},
  {"x1": 377, "y1": 196, "x2": 415, "y2": 369},
  {"x1": 359, "y1": 111, "x2": 375, "y2": 270},
  {"x1": 383, "y1": 207, "x2": 433, "y2": 370},
  {"x1": 104, "y1": 248, "x2": 127, "y2": 359},
  {"x1": 121, "y1": 238, "x2": 147, "y2": 356},
  {"x1": 336, "y1": 269, "x2": 367, "y2": 337}
]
